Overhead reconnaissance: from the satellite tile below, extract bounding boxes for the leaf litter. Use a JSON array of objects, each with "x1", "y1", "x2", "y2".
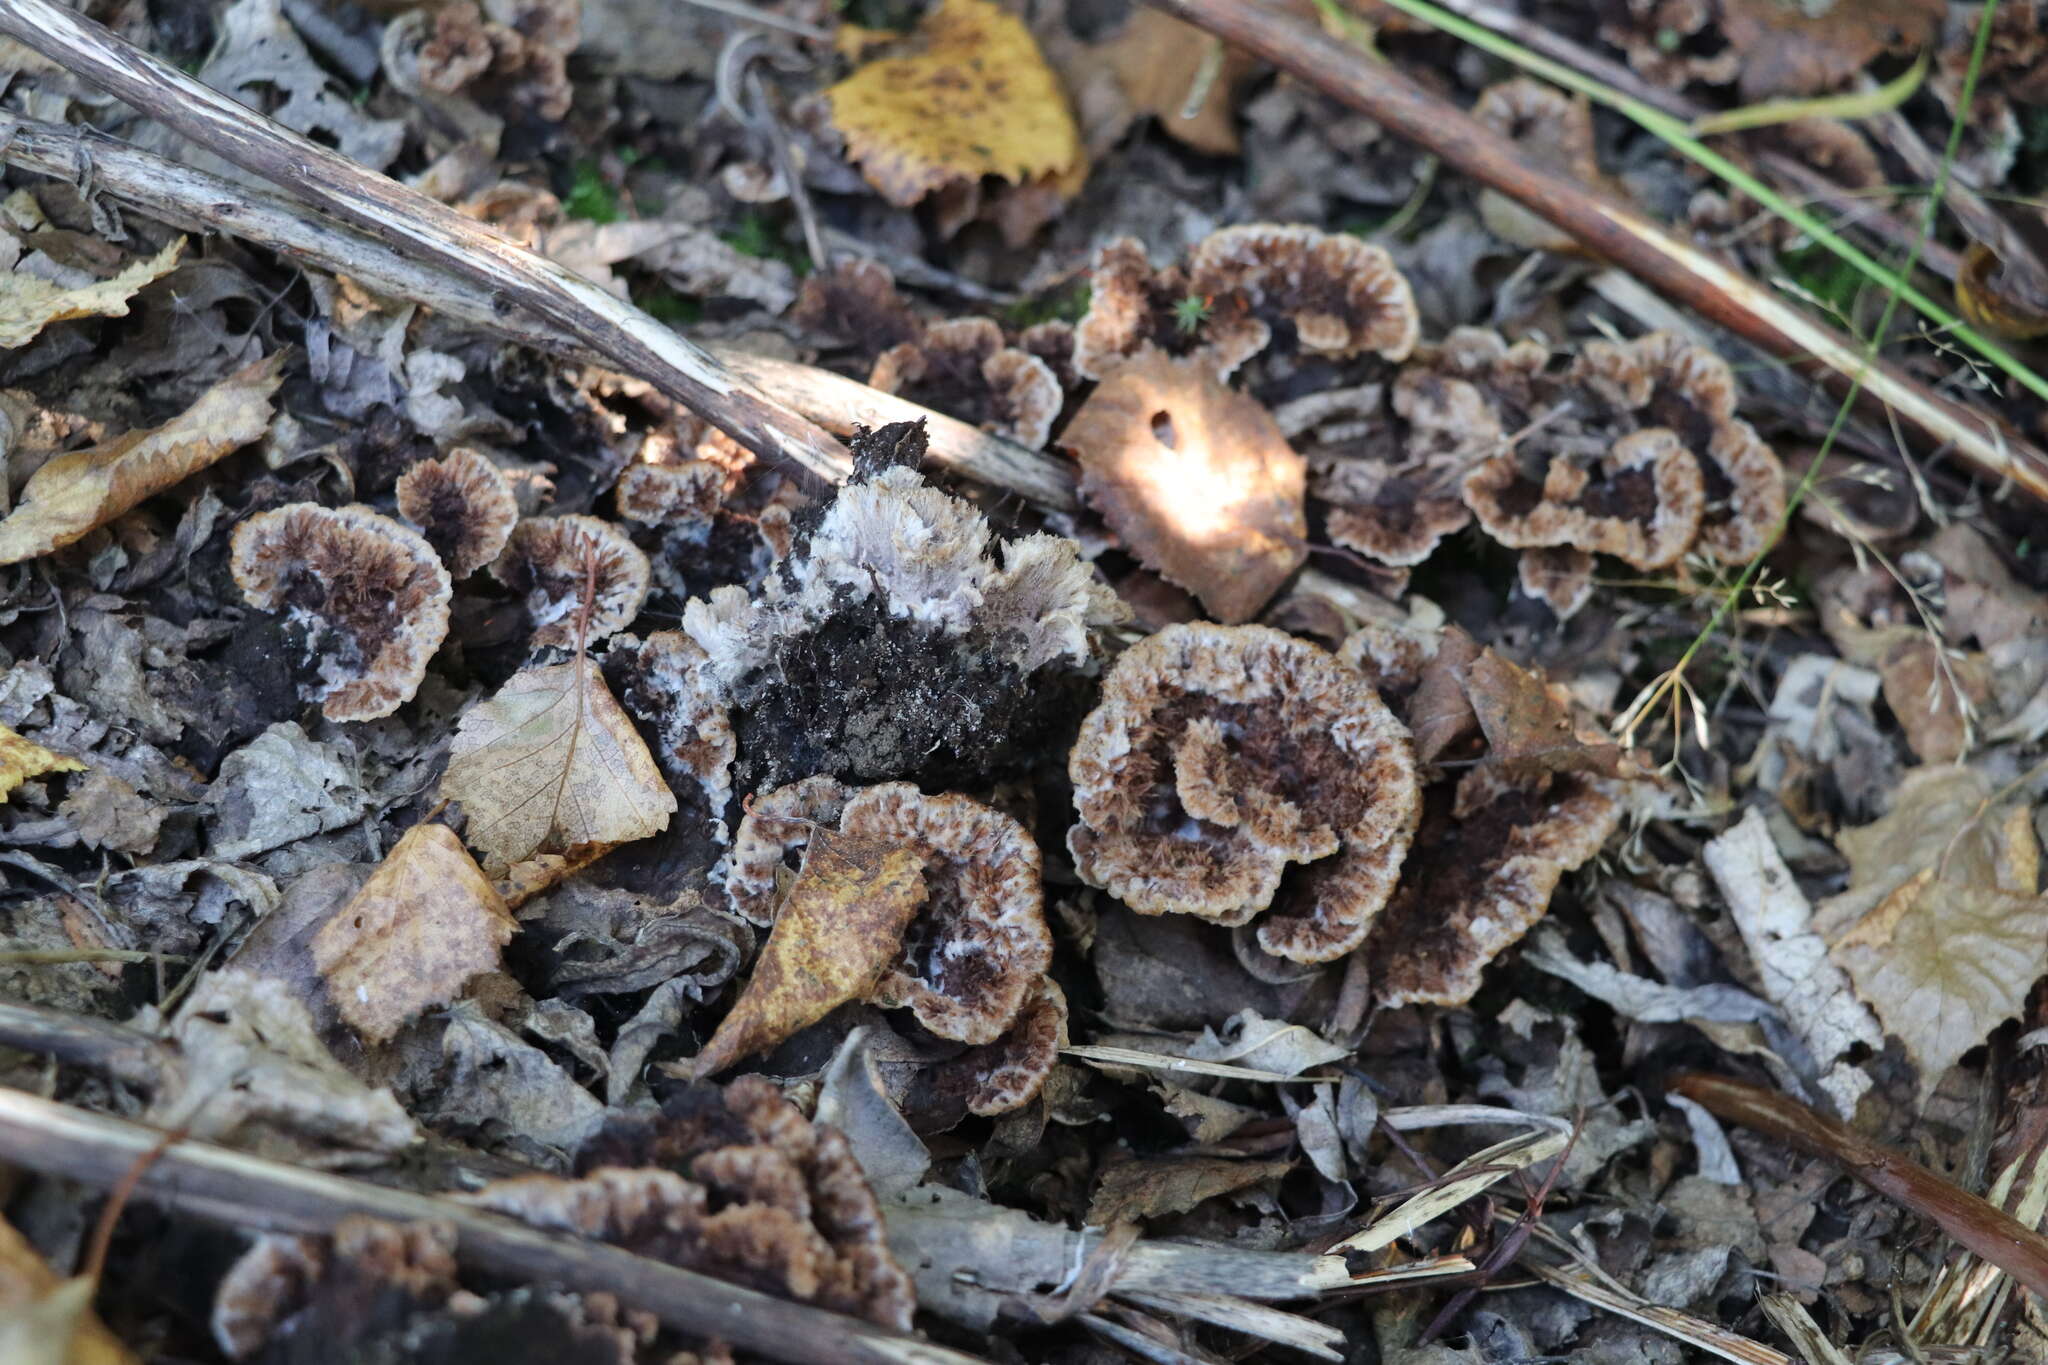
[{"x1": 0, "y1": 2, "x2": 2045, "y2": 1364}]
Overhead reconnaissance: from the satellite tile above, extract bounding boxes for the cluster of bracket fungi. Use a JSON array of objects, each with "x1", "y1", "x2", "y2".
[{"x1": 226, "y1": 219, "x2": 1768, "y2": 1155}]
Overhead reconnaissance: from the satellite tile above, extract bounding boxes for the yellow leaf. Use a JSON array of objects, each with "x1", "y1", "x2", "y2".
[
  {"x1": 0, "y1": 723, "x2": 83, "y2": 803},
  {"x1": 825, "y1": 0, "x2": 1084, "y2": 208},
  {"x1": 0, "y1": 1212, "x2": 136, "y2": 1365},
  {"x1": 312, "y1": 823, "x2": 519, "y2": 1043},
  {"x1": 694, "y1": 828, "x2": 927, "y2": 1077},
  {"x1": 0, "y1": 353, "x2": 282, "y2": 565},
  {"x1": 0, "y1": 237, "x2": 182, "y2": 350},
  {"x1": 438, "y1": 657, "x2": 677, "y2": 876}
]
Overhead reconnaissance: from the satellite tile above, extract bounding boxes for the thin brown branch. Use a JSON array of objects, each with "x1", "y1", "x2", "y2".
[
  {"x1": 0, "y1": 0, "x2": 851, "y2": 486},
  {"x1": 0, "y1": 115, "x2": 1078, "y2": 511},
  {"x1": 0, "y1": 1086, "x2": 989, "y2": 1365},
  {"x1": 1671, "y1": 1072, "x2": 2048, "y2": 1303},
  {"x1": 1147, "y1": 0, "x2": 2048, "y2": 507},
  {"x1": 0, "y1": 998, "x2": 170, "y2": 1087}
]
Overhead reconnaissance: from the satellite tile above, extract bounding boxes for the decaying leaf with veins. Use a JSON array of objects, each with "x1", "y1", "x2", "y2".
[
  {"x1": 0, "y1": 723, "x2": 83, "y2": 802},
  {"x1": 439, "y1": 657, "x2": 677, "y2": 876},
  {"x1": 826, "y1": 0, "x2": 1084, "y2": 208},
  {"x1": 694, "y1": 828, "x2": 927, "y2": 1076},
  {"x1": 0, "y1": 353, "x2": 282, "y2": 564},
  {"x1": 0, "y1": 236, "x2": 181, "y2": 350},
  {"x1": 1817, "y1": 765, "x2": 2048, "y2": 1095},
  {"x1": 312, "y1": 823, "x2": 519, "y2": 1043},
  {"x1": 0, "y1": 1210, "x2": 136, "y2": 1365}
]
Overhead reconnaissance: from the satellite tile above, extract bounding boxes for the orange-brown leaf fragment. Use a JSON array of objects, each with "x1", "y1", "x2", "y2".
[
  {"x1": 312, "y1": 823, "x2": 518, "y2": 1044},
  {"x1": 1463, "y1": 648, "x2": 1633, "y2": 790},
  {"x1": 1095, "y1": 8, "x2": 1257, "y2": 156},
  {"x1": 695, "y1": 829, "x2": 926, "y2": 1077},
  {"x1": 438, "y1": 658, "x2": 678, "y2": 876},
  {"x1": 1061, "y1": 349, "x2": 1306, "y2": 623},
  {"x1": 0, "y1": 353, "x2": 282, "y2": 564},
  {"x1": 825, "y1": 0, "x2": 1084, "y2": 208},
  {"x1": 0, "y1": 237, "x2": 181, "y2": 349},
  {"x1": 0, "y1": 1210, "x2": 136, "y2": 1365},
  {"x1": 1087, "y1": 1156, "x2": 1294, "y2": 1226}
]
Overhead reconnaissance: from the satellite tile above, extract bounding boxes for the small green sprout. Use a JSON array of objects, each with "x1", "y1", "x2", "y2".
[{"x1": 1171, "y1": 293, "x2": 1213, "y2": 335}]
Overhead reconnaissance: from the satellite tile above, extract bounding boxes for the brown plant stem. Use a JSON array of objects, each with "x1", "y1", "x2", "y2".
[
  {"x1": 1670, "y1": 1072, "x2": 2048, "y2": 1302},
  {"x1": 0, "y1": 1086, "x2": 989, "y2": 1365},
  {"x1": 0, "y1": 0, "x2": 852, "y2": 488},
  {"x1": 1146, "y1": 0, "x2": 2048, "y2": 507},
  {"x1": 0, "y1": 115, "x2": 1078, "y2": 511}
]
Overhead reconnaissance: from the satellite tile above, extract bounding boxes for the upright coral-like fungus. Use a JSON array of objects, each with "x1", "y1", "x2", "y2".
[
  {"x1": 681, "y1": 423, "x2": 1127, "y2": 792},
  {"x1": 727, "y1": 778, "x2": 1053, "y2": 1050},
  {"x1": 492, "y1": 514, "x2": 651, "y2": 650},
  {"x1": 230, "y1": 503, "x2": 452, "y2": 722},
  {"x1": 1068, "y1": 622, "x2": 1421, "y2": 963},
  {"x1": 869, "y1": 317, "x2": 1065, "y2": 450},
  {"x1": 394, "y1": 446, "x2": 518, "y2": 578}
]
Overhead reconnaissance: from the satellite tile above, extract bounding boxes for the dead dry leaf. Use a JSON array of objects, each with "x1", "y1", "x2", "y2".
[
  {"x1": 1061, "y1": 349, "x2": 1306, "y2": 623},
  {"x1": 825, "y1": 0, "x2": 1084, "y2": 208},
  {"x1": 0, "y1": 353, "x2": 282, "y2": 565},
  {"x1": 1095, "y1": 9, "x2": 1256, "y2": 157},
  {"x1": 1463, "y1": 648, "x2": 1633, "y2": 793},
  {"x1": 1087, "y1": 1155, "x2": 1294, "y2": 1226},
  {"x1": 0, "y1": 1212, "x2": 135, "y2": 1365},
  {"x1": 1407, "y1": 625, "x2": 1482, "y2": 764},
  {"x1": 439, "y1": 657, "x2": 678, "y2": 876},
  {"x1": 694, "y1": 828, "x2": 927, "y2": 1077},
  {"x1": 1716, "y1": 0, "x2": 1943, "y2": 100},
  {"x1": 1817, "y1": 765, "x2": 2048, "y2": 1093},
  {"x1": 0, "y1": 723, "x2": 83, "y2": 802},
  {"x1": 312, "y1": 823, "x2": 518, "y2": 1044},
  {"x1": 0, "y1": 237, "x2": 182, "y2": 350}
]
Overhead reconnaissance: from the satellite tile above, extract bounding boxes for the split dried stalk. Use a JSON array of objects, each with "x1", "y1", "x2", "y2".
[
  {"x1": 1672, "y1": 1072, "x2": 2048, "y2": 1302},
  {"x1": 1146, "y1": 0, "x2": 2048, "y2": 506},
  {"x1": 0, "y1": 115, "x2": 1079, "y2": 512},
  {"x1": 0, "y1": 0, "x2": 852, "y2": 487},
  {"x1": 0, "y1": 1086, "x2": 990, "y2": 1365}
]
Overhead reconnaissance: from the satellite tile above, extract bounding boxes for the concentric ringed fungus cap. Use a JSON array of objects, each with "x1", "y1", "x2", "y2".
[
  {"x1": 1462, "y1": 426, "x2": 1707, "y2": 571},
  {"x1": 724, "y1": 778, "x2": 1053, "y2": 1048},
  {"x1": 868, "y1": 317, "x2": 1065, "y2": 451},
  {"x1": 230, "y1": 503, "x2": 453, "y2": 722},
  {"x1": 394, "y1": 447, "x2": 518, "y2": 578},
  {"x1": 491, "y1": 514, "x2": 651, "y2": 649},
  {"x1": 1188, "y1": 224, "x2": 1420, "y2": 363},
  {"x1": 1068, "y1": 622, "x2": 1421, "y2": 963}
]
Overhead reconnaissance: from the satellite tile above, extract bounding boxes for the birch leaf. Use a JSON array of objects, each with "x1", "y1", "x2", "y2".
[
  {"x1": 313, "y1": 824, "x2": 519, "y2": 1043},
  {"x1": 0, "y1": 353, "x2": 282, "y2": 564},
  {"x1": 0, "y1": 724, "x2": 83, "y2": 802},
  {"x1": 439, "y1": 657, "x2": 677, "y2": 875},
  {"x1": 0, "y1": 237, "x2": 182, "y2": 349},
  {"x1": 694, "y1": 828, "x2": 927, "y2": 1077}
]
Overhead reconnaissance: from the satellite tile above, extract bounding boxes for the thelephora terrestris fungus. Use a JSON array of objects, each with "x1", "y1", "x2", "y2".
[
  {"x1": 230, "y1": 503, "x2": 453, "y2": 722},
  {"x1": 1597, "y1": 0, "x2": 1738, "y2": 89},
  {"x1": 1463, "y1": 425, "x2": 1708, "y2": 570},
  {"x1": 1070, "y1": 226, "x2": 1420, "y2": 382},
  {"x1": 613, "y1": 459, "x2": 726, "y2": 530},
  {"x1": 726, "y1": 778, "x2": 1053, "y2": 1049},
  {"x1": 1060, "y1": 348, "x2": 1307, "y2": 624},
  {"x1": 474, "y1": 1075, "x2": 917, "y2": 1330},
  {"x1": 869, "y1": 316, "x2": 1065, "y2": 450},
  {"x1": 787, "y1": 257, "x2": 923, "y2": 356},
  {"x1": 1368, "y1": 767, "x2": 1622, "y2": 1007},
  {"x1": 394, "y1": 446, "x2": 518, "y2": 577},
  {"x1": 1314, "y1": 367, "x2": 1493, "y2": 569},
  {"x1": 1068, "y1": 622, "x2": 1422, "y2": 963},
  {"x1": 491, "y1": 513, "x2": 651, "y2": 649},
  {"x1": 603, "y1": 631, "x2": 737, "y2": 844},
  {"x1": 682, "y1": 422, "x2": 1127, "y2": 793},
  {"x1": 1187, "y1": 224, "x2": 1421, "y2": 364}
]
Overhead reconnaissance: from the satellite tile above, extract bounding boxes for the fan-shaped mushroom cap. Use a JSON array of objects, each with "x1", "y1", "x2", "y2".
[
  {"x1": 1597, "y1": 0, "x2": 1738, "y2": 89},
  {"x1": 1189, "y1": 224, "x2": 1420, "y2": 363},
  {"x1": 230, "y1": 503, "x2": 453, "y2": 722},
  {"x1": 946, "y1": 977, "x2": 1069, "y2": 1117},
  {"x1": 465, "y1": 1074, "x2": 915, "y2": 1330},
  {"x1": 614, "y1": 460, "x2": 726, "y2": 529},
  {"x1": 1068, "y1": 622, "x2": 1421, "y2": 963},
  {"x1": 869, "y1": 317, "x2": 1065, "y2": 450},
  {"x1": 1463, "y1": 426, "x2": 1707, "y2": 570},
  {"x1": 724, "y1": 778, "x2": 1052, "y2": 1046},
  {"x1": 492, "y1": 514, "x2": 651, "y2": 649},
  {"x1": 1070, "y1": 237, "x2": 1268, "y2": 382},
  {"x1": 394, "y1": 447, "x2": 518, "y2": 578},
  {"x1": 1518, "y1": 546, "x2": 1598, "y2": 619},
  {"x1": 1319, "y1": 368, "x2": 1491, "y2": 567}
]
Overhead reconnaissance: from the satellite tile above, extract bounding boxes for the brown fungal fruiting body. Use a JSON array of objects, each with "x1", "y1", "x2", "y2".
[
  {"x1": 604, "y1": 631, "x2": 737, "y2": 844},
  {"x1": 1316, "y1": 367, "x2": 1490, "y2": 568},
  {"x1": 1068, "y1": 622, "x2": 1421, "y2": 963},
  {"x1": 614, "y1": 460, "x2": 726, "y2": 529},
  {"x1": 230, "y1": 503, "x2": 453, "y2": 722},
  {"x1": 395, "y1": 447, "x2": 518, "y2": 577},
  {"x1": 869, "y1": 317, "x2": 1065, "y2": 450},
  {"x1": 492, "y1": 514, "x2": 652, "y2": 649},
  {"x1": 493, "y1": 1075, "x2": 918, "y2": 1330},
  {"x1": 726, "y1": 778, "x2": 1053, "y2": 1048}
]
